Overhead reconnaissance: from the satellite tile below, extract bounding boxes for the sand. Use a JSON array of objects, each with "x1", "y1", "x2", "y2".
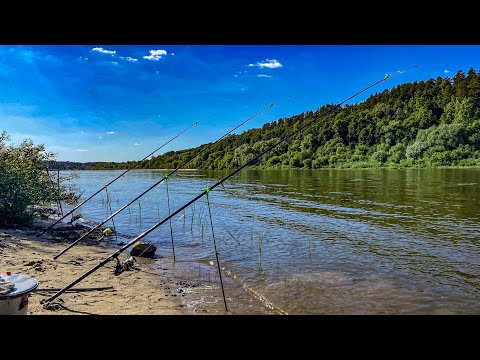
[{"x1": 0, "y1": 221, "x2": 189, "y2": 315}]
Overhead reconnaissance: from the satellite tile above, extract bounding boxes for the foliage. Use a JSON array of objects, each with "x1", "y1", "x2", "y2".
[
  {"x1": 0, "y1": 132, "x2": 78, "y2": 225},
  {"x1": 87, "y1": 68, "x2": 480, "y2": 171}
]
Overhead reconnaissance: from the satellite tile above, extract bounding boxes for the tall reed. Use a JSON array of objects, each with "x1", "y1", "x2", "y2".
[{"x1": 137, "y1": 200, "x2": 142, "y2": 226}]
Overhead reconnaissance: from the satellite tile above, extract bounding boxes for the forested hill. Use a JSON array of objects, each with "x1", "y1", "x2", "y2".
[
  {"x1": 88, "y1": 68, "x2": 480, "y2": 170},
  {"x1": 48, "y1": 161, "x2": 101, "y2": 170}
]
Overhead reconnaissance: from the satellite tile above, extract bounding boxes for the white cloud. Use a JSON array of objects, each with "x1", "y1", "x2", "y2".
[
  {"x1": 80, "y1": 130, "x2": 85, "y2": 134},
  {"x1": 106, "y1": 131, "x2": 116, "y2": 134},
  {"x1": 143, "y1": 49, "x2": 168, "y2": 61},
  {"x1": 170, "y1": 52, "x2": 175, "y2": 56},
  {"x1": 133, "y1": 143, "x2": 140, "y2": 146},
  {"x1": 247, "y1": 59, "x2": 282, "y2": 69},
  {"x1": 233, "y1": 74, "x2": 239, "y2": 78},
  {"x1": 77, "y1": 149, "x2": 88, "y2": 152},
  {"x1": 118, "y1": 56, "x2": 138, "y2": 62},
  {"x1": 111, "y1": 61, "x2": 119, "y2": 65},
  {"x1": 91, "y1": 47, "x2": 116, "y2": 55},
  {"x1": 258, "y1": 74, "x2": 272, "y2": 78},
  {"x1": 444, "y1": 69, "x2": 450, "y2": 74},
  {"x1": 98, "y1": 136, "x2": 103, "y2": 139}
]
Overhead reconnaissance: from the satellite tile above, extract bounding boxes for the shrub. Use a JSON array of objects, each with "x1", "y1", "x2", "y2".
[{"x1": 0, "y1": 132, "x2": 78, "y2": 226}]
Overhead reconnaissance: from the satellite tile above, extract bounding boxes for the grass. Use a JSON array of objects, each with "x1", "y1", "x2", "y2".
[
  {"x1": 250, "y1": 220, "x2": 254, "y2": 246},
  {"x1": 258, "y1": 231, "x2": 265, "y2": 265},
  {"x1": 198, "y1": 207, "x2": 204, "y2": 229},
  {"x1": 190, "y1": 204, "x2": 196, "y2": 232},
  {"x1": 137, "y1": 200, "x2": 142, "y2": 225}
]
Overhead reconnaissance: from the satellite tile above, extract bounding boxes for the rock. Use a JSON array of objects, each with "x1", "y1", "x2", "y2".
[
  {"x1": 33, "y1": 264, "x2": 44, "y2": 272},
  {"x1": 24, "y1": 261, "x2": 36, "y2": 266},
  {"x1": 0, "y1": 232, "x2": 12, "y2": 238},
  {"x1": 117, "y1": 242, "x2": 125, "y2": 246},
  {"x1": 130, "y1": 242, "x2": 156, "y2": 258}
]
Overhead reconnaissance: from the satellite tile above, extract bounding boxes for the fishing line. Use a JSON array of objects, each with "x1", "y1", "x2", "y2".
[
  {"x1": 45, "y1": 166, "x2": 62, "y2": 216},
  {"x1": 44, "y1": 67, "x2": 417, "y2": 304},
  {"x1": 53, "y1": 97, "x2": 289, "y2": 260},
  {"x1": 135, "y1": 212, "x2": 186, "y2": 258},
  {"x1": 165, "y1": 174, "x2": 175, "y2": 261},
  {"x1": 204, "y1": 188, "x2": 228, "y2": 311},
  {"x1": 56, "y1": 170, "x2": 64, "y2": 217},
  {"x1": 37, "y1": 116, "x2": 207, "y2": 237}
]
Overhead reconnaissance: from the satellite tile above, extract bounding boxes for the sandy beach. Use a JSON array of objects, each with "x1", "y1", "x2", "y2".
[{"x1": 0, "y1": 219, "x2": 192, "y2": 315}]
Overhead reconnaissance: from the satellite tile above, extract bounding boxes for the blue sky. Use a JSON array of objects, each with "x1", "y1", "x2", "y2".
[{"x1": 1, "y1": 45, "x2": 479, "y2": 162}]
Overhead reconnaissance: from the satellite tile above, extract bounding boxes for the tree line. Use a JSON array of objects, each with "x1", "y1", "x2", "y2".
[{"x1": 88, "y1": 68, "x2": 480, "y2": 171}]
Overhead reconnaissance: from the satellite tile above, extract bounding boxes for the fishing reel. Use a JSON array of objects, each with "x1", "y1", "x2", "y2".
[
  {"x1": 114, "y1": 256, "x2": 136, "y2": 276},
  {"x1": 103, "y1": 227, "x2": 113, "y2": 237},
  {"x1": 98, "y1": 227, "x2": 114, "y2": 241},
  {"x1": 69, "y1": 213, "x2": 82, "y2": 223}
]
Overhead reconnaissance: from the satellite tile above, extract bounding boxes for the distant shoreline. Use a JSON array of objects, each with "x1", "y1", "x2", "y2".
[
  {"x1": 75, "y1": 168, "x2": 199, "y2": 171},
  {"x1": 75, "y1": 166, "x2": 479, "y2": 170}
]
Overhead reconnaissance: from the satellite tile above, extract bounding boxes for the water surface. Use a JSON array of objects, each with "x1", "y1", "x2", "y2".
[{"x1": 63, "y1": 168, "x2": 480, "y2": 314}]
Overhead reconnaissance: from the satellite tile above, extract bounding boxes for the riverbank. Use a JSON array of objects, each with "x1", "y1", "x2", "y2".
[
  {"x1": 0, "y1": 218, "x2": 198, "y2": 315},
  {"x1": 77, "y1": 164, "x2": 480, "y2": 172}
]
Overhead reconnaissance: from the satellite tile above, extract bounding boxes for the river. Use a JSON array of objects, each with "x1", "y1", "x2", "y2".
[{"x1": 62, "y1": 168, "x2": 480, "y2": 314}]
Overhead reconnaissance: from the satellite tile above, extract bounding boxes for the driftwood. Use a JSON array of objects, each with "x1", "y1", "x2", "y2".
[{"x1": 34, "y1": 286, "x2": 114, "y2": 292}]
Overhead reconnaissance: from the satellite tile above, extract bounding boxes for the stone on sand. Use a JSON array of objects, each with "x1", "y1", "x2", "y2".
[{"x1": 130, "y1": 242, "x2": 156, "y2": 258}]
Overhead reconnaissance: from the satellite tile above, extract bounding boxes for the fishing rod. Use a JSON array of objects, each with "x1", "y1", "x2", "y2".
[
  {"x1": 37, "y1": 117, "x2": 207, "y2": 237},
  {"x1": 52, "y1": 97, "x2": 290, "y2": 260},
  {"x1": 44, "y1": 66, "x2": 417, "y2": 305}
]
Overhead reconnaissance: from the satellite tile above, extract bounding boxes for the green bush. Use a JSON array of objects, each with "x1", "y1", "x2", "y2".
[
  {"x1": 266, "y1": 155, "x2": 281, "y2": 167},
  {"x1": 372, "y1": 149, "x2": 388, "y2": 163},
  {"x1": 0, "y1": 131, "x2": 78, "y2": 226}
]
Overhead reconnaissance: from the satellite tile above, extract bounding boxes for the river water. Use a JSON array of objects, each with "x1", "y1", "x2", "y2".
[{"x1": 62, "y1": 168, "x2": 480, "y2": 314}]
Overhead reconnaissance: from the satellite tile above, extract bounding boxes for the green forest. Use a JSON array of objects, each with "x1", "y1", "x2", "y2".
[{"x1": 88, "y1": 68, "x2": 480, "y2": 171}]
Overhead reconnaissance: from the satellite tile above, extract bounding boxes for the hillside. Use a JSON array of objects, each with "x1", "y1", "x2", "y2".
[
  {"x1": 88, "y1": 68, "x2": 480, "y2": 170},
  {"x1": 48, "y1": 161, "x2": 102, "y2": 170}
]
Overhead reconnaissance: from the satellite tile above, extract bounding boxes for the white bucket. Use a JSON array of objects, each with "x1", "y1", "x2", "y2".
[{"x1": 0, "y1": 274, "x2": 38, "y2": 315}]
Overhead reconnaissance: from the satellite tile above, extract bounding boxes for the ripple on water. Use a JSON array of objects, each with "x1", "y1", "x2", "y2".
[{"x1": 254, "y1": 271, "x2": 472, "y2": 315}]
